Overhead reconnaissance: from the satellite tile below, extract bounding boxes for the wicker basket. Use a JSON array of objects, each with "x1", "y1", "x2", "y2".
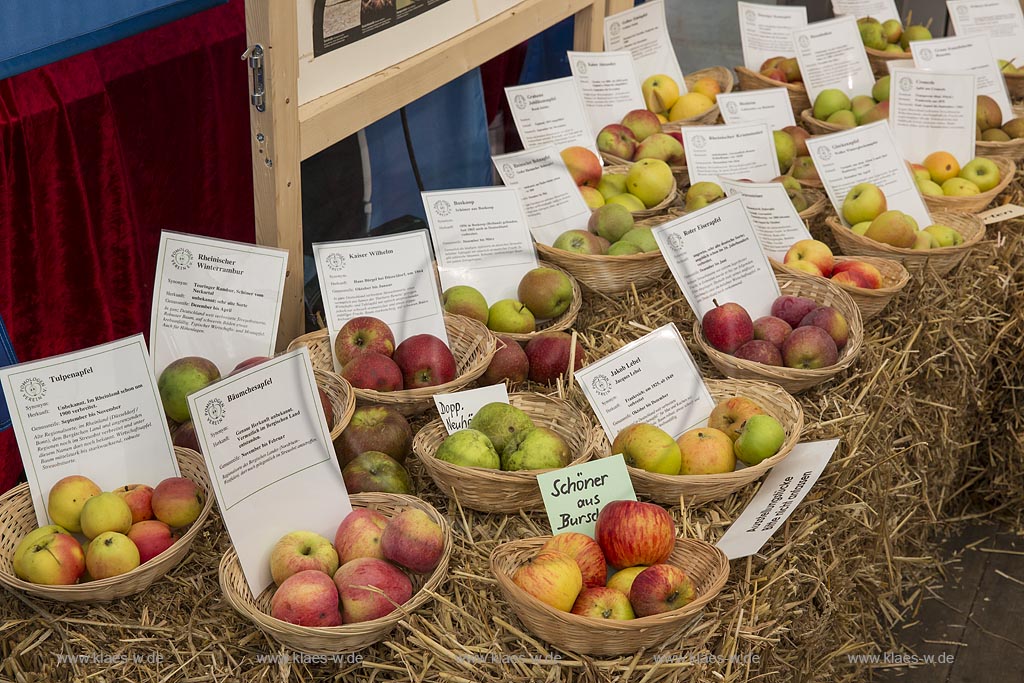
[
  {"x1": 658, "y1": 66, "x2": 736, "y2": 128},
  {"x1": 591, "y1": 378, "x2": 804, "y2": 506},
  {"x1": 734, "y1": 66, "x2": 811, "y2": 116},
  {"x1": 798, "y1": 188, "x2": 830, "y2": 222},
  {"x1": 603, "y1": 166, "x2": 679, "y2": 218},
  {"x1": 770, "y1": 255, "x2": 911, "y2": 321},
  {"x1": 694, "y1": 274, "x2": 865, "y2": 394},
  {"x1": 219, "y1": 492, "x2": 452, "y2": 655},
  {"x1": 315, "y1": 369, "x2": 356, "y2": 445},
  {"x1": 0, "y1": 447, "x2": 214, "y2": 602},
  {"x1": 286, "y1": 314, "x2": 496, "y2": 417},
  {"x1": 412, "y1": 393, "x2": 596, "y2": 513},
  {"x1": 921, "y1": 157, "x2": 1015, "y2": 214},
  {"x1": 975, "y1": 137, "x2": 1024, "y2": 162},
  {"x1": 826, "y1": 211, "x2": 985, "y2": 277},
  {"x1": 534, "y1": 239, "x2": 669, "y2": 297},
  {"x1": 866, "y1": 46, "x2": 912, "y2": 78},
  {"x1": 495, "y1": 261, "x2": 583, "y2": 344},
  {"x1": 799, "y1": 109, "x2": 854, "y2": 136},
  {"x1": 1004, "y1": 70, "x2": 1024, "y2": 99},
  {"x1": 490, "y1": 536, "x2": 729, "y2": 656}
]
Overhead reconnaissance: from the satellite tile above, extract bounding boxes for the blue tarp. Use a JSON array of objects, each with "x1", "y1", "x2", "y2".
[
  {"x1": 0, "y1": 316, "x2": 16, "y2": 430},
  {"x1": 0, "y1": 0, "x2": 227, "y2": 79}
]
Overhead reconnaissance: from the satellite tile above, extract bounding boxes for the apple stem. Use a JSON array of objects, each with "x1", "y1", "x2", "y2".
[
  {"x1": 925, "y1": 17, "x2": 933, "y2": 30},
  {"x1": 712, "y1": 298, "x2": 720, "y2": 308},
  {"x1": 44, "y1": 546, "x2": 61, "y2": 565},
  {"x1": 667, "y1": 590, "x2": 679, "y2": 602}
]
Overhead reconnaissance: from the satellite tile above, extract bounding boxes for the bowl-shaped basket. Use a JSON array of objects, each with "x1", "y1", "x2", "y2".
[
  {"x1": 799, "y1": 108, "x2": 853, "y2": 136},
  {"x1": 218, "y1": 492, "x2": 452, "y2": 655},
  {"x1": 534, "y1": 239, "x2": 669, "y2": 297},
  {"x1": 286, "y1": 314, "x2": 496, "y2": 417},
  {"x1": 315, "y1": 368, "x2": 356, "y2": 445},
  {"x1": 826, "y1": 211, "x2": 985, "y2": 277},
  {"x1": 770, "y1": 255, "x2": 911, "y2": 321},
  {"x1": 0, "y1": 447, "x2": 214, "y2": 602},
  {"x1": 866, "y1": 46, "x2": 912, "y2": 78},
  {"x1": 490, "y1": 536, "x2": 729, "y2": 656},
  {"x1": 921, "y1": 156, "x2": 1015, "y2": 213},
  {"x1": 591, "y1": 378, "x2": 804, "y2": 506},
  {"x1": 694, "y1": 274, "x2": 865, "y2": 394},
  {"x1": 1004, "y1": 70, "x2": 1024, "y2": 99},
  {"x1": 659, "y1": 66, "x2": 736, "y2": 128},
  {"x1": 975, "y1": 137, "x2": 1024, "y2": 162},
  {"x1": 797, "y1": 188, "x2": 830, "y2": 222},
  {"x1": 494, "y1": 261, "x2": 583, "y2": 344},
  {"x1": 412, "y1": 392, "x2": 596, "y2": 513},
  {"x1": 734, "y1": 66, "x2": 811, "y2": 116},
  {"x1": 603, "y1": 166, "x2": 679, "y2": 218}
]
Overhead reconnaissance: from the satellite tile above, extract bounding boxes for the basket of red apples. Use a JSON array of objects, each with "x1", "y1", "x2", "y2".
[
  {"x1": 590, "y1": 379, "x2": 803, "y2": 505},
  {"x1": 412, "y1": 393, "x2": 596, "y2": 513},
  {"x1": 826, "y1": 183, "x2": 985, "y2": 277},
  {"x1": 694, "y1": 275, "x2": 864, "y2": 394},
  {"x1": 0, "y1": 447, "x2": 213, "y2": 602},
  {"x1": 218, "y1": 492, "x2": 452, "y2": 654},
  {"x1": 773, "y1": 239, "x2": 910, "y2": 321},
  {"x1": 734, "y1": 60, "x2": 811, "y2": 117},
  {"x1": 490, "y1": 500, "x2": 729, "y2": 656},
  {"x1": 287, "y1": 313, "x2": 496, "y2": 417}
]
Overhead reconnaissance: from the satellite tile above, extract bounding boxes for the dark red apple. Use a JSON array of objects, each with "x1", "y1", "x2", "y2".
[
  {"x1": 752, "y1": 316, "x2": 792, "y2": 350},
  {"x1": 318, "y1": 387, "x2": 335, "y2": 427},
  {"x1": 770, "y1": 295, "x2": 818, "y2": 328},
  {"x1": 524, "y1": 332, "x2": 585, "y2": 384},
  {"x1": 392, "y1": 334, "x2": 457, "y2": 389},
  {"x1": 733, "y1": 340, "x2": 783, "y2": 366},
  {"x1": 798, "y1": 306, "x2": 850, "y2": 350},
  {"x1": 342, "y1": 451, "x2": 414, "y2": 494},
  {"x1": 334, "y1": 316, "x2": 396, "y2": 366},
  {"x1": 341, "y1": 353, "x2": 404, "y2": 391},
  {"x1": 335, "y1": 405, "x2": 412, "y2": 468},
  {"x1": 480, "y1": 335, "x2": 530, "y2": 386},
  {"x1": 702, "y1": 302, "x2": 754, "y2": 354},
  {"x1": 172, "y1": 421, "x2": 202, "y2": 454},
  {"x1": 781, "y1": 326, "x2": 838, "y2": 369},
  {"x1": 230, "y1": 356, "x2": 272, "y2": 375}
]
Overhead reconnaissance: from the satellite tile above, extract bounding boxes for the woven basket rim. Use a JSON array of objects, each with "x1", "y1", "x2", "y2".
[
  {"x1": 798, "y1": 189, "x2": 829, "y2": 219},
  {"x1": 799, "y1": 108, "x2": 852, "y2": 135},
  {"x1": 314, "y1": 368, "x2": 356, "y2": 441},
  {"x1": 495, "y1": 261, "x2": 583, "y2": 343},
  {"x1": 534, "y1": 241, "x2": 666, "y2": 264},
  {"x1": 733, "y1": 65, "x2": 808, "y2": 93},
  {"x1": 824, "y1": 211, "x2": 986, "y2": 257}
]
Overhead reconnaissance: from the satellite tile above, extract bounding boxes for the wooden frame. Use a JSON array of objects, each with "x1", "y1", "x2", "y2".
[{"x1": 245, "y1": 0, "x2": 607, "y2": 346}]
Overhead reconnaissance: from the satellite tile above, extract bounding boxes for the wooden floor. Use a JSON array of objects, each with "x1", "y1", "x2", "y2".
[{"x1": 876, "y1": 520, "x2": 1024, "y2": 681}]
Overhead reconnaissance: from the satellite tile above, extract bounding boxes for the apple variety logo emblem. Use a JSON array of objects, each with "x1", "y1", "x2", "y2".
[
  {"x1": 956, "y1": 5, "x2": 968, "y2": 17},
  {"x1": 745, "y1": 9, "x2": 756, "y2": 23},
  {"x1": 433, "y1": 200, "x2": 452, "y2": 217},
  {"x1": 326, "y1": 253, "x2": 346, "y2": 272},
  {"x1": 609, "y1": 22, "x2": 621, "y2": 38},
  {"x1": 171, "y1": 248, "x2": 193, "y2": 270},
  {"x1": 667, "y1": 233, "x2": 685, "y2": 252},
  {"x1": 502, "y1": 163, "x2": 515, "y2": 180},
  {"x1": 726, "y1": 101, "x2": 739, "y2": 115},
  {"x1": 576, "y1": 60, "x2": 588, "y2": 75},
  {"x1": 591, "y1": 374, "x2": 612, "y2": 397},
  {"x1": 919, "y1": 48, "x2": 933, "y2": 61},
  {"x1": 204, "y1": 398, "x2": 225, "y2": 425},
  {"x1": 798, "y1": 35, "x2": 810, "y2": 50},
  {"x1": 513, "y1": 94, "x2": 527, "y2": 110},
  {"x1": 818, "y1": 145, "x2": 832, "y2": 161},
  {"x1": 692, "y1": 135, "x2": 707, "y2": 150},
  {"x1": 899, "y1": 77, "x2": 913, "y2": 93},
  {"x1": 19, "y1": 377, "x2": 45, "y2": 402}
]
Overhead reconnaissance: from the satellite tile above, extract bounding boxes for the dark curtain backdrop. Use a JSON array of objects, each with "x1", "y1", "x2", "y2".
[{"x1": 0, "y1": 0, "x2": 253, "y2": 492}]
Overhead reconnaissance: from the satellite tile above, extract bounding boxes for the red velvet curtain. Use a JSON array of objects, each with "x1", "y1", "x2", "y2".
[{"x1": 0, "y1": 0, "x2": 253, "y2": 492}]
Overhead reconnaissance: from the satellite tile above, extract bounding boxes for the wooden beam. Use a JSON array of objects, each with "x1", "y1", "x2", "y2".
[
  {"x1": 298, "y1": 0, "x2": 599, "y2": 160},
  {"x1": 246, "y1": 0, "x2": 305, "y2": 349},
  {"x1": 605, "y1": 0, "x2": 634, "y2": 18},
  {"x1": 573, "y1": 0, "x2": 606, "y2": 51}
]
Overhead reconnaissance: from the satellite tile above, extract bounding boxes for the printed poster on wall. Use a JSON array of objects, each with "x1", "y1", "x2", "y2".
[{"x1": 313, "y1": 0, "x2": 455, "y2": 55}]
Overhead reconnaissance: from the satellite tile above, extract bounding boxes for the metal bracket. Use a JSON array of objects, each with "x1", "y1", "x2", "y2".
[{"x1": 243, "y1": 45, "x2": 266, "y2": 112}]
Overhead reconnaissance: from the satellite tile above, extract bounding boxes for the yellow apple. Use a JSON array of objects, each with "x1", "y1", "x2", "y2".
[
  {"x1": 641, "y1": 74, "x2": 680, "y2": 114},
  {"x1": 624, "y1": 159, "x2": 674, "y2": 208}
]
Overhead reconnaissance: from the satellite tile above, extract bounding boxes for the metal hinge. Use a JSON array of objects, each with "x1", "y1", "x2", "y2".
[{"x1": 242, "y1": 45, "x2": 266, "y2": 112}]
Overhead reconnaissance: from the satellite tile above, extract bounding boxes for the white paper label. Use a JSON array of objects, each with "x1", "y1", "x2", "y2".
[
  {"x1": 423, "y1": 186, "x2": 539, "y2": 306},
  {"x1": 188, "y1": 348, "x2": 350, "y2": 594},
  {"x1": 313, "y1": 231, "x2": 449, "y2": 373},
  {"x1": 653, "y1": 195, "x2": 782, "y2": 320},
  {"x1": 149, "y1": 231, "x2": 287, "y2": 379},
  {"x1": 682, "y1": 123, "x2": 781, "y2": 186},
  {"x1": 806, "y1": 120, "x2": 933, "y2": 228},
  {"x1": 433, "y1": 384, "x2": 510, "y2": 434},
  {"x1": 0, "y1": 335, "x2": 180, "y2": 527},
  {"x1": 603, "y1": 0, "x2": 687, "y2": 89},
  {"x1": 738, "y1": 2, "x2": 809, "y2": 71},
  {"x1": 912, "y1": 35, "x2": 1016, "y2": 123},
  {"x1": 569, "y1": 51, "x2": 647, "y2": 135},
  {"x1": 716, "y1": 439, "x2": 839, "y2": 560},
  {"x1": 978, "y1": 203, "x2": 1024, "y2": 223},
  {"x1": 888, "y1": 66, "x2": 978, "y2": 166},
  {"x1": 576, "y1": 324, "x2": 715, "y2": 442},
  {"x1": 831, "y1": 0, "x2": 901, "y2": 23},
  {"x1": 718, "y1": 89, "x2": 798, "y2": 129},
  {"x1": 537, "y1": 455, "x2": 637, "y2": 538},
  {"x1": 793, "y1": 15, "x2": 877, "y2": 103},
  {"x1": 721, "y1": 179, "x2": 814, "y2": 261},
  {"x1": 948, "y1": 0, "x2": 1024, "y2": 65},
  {"x1": 505, "y1": 77, "x2": 600, "y2": 158},
  {"x1": 493, "y1": 147, "x2": 593, "y2": 245}
]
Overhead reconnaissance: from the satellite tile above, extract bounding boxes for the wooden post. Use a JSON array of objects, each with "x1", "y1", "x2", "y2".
[
  {"x1": 606, "y1": 0, "x2": 634, "y2": 17},
  {"x1": 245, "y1": 0, "x2": 305, "y2": 350},
  {"x1": 574, "y1": 0, "x2": 606, "y2": 51}
]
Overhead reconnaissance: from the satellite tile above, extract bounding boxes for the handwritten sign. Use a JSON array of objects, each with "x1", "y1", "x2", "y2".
[
  {"x1": 538, "y1": 455, "x2": 637, "y2": 537},
  {"x1": 433, "y1": 384, "x2": 510, "y2": 435}
]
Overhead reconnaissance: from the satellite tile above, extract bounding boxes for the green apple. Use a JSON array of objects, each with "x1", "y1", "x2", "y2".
[
  {"x1": 916, "y1": 178, "x2": 944, "y2": 197},
  {"x1": 959, "y1": 158, "x2": 1001, "y2": 192},
  {"x1": 13, "y1": 524, "x2": 70, "y2": 578},
  {"x1": 442, "y1": 285, "x2": 489, "y2": 323},
  {"x1": 842, "y1": 183, "x2": 887, "y2": 224},
  {"x1": 588, "y1": 203, "x2": 634, "y2": 243},
  {"x1": 773, "y1": 130, "x2": 796, "y2": 173},
  {"x1": 85, "y1": 531, "x2": 141, "y2": 580},
  {"x1": 923, "y1": 224, "x2": 964, "y2": 247},
  {"x1": 597, "y1": 173, "x2": 628, "y2": 201},
  {"x1": 619, "y1": 227, "x2": 659, "y2": 253},
  {"x1": 625, "y1": 159, "x2": 675, "y2": 208},
  {"x1": 487, "y1": 299, "x2": 536, "y2": 334},
  {"x1": 851, "y1": 221, "x2": 871, "y2": 236},
  {"x1": 881, "y1": 19, "x2": 903, "y2": 43},
  {"x1": 79, "y1": 492, "x2": 133, "y2": 540},
  {"x1": 553, "y1": 229, "x2": 606, "y2": 255},
  {"x1": 469, "y1": 402, "x2": 535, "y2": 453},
  {"x1": 941, "y1": 177, "x2": 980, "y2": 196},
  {"x1": 859, "y1": 21, "x2": 887, "y2": 50},
  {"x1": 826, "y1": 110, "x2": 857, "y2": 128},
  {"x1": 812, "y1": 89, "x2": 851, "y2": 121},
  {"x1": 435, "y1": 429, "x2": 500, "y2": 469},
  {"x1": 607, "y1": 241, "x2": 643, "y2": 255},
  {"x1": 501, "y1": 426, "x2": 571, "y2": 471},
  {"x1": 775, "y1": 175, "x2": 801, "y2": 192},
  {"x1": 733, "y1": 414, "x2": 786, "y2": 465},
  {"x1": 912, "y1": 231, "x2": 936, "y2": 250},
  {"x1": 884, "y1": 43, "x2": 904, "y2": 53},
  {"x1": 518, "y1": 267, "x2": 573, "y2": 319},
  {"x1": 899, "y1": 24, "x2": 932, "y2": 50},
  {"x1": 872, "y1": 75, "x2": 891, "y2": 103},
  {"x1": 606, "y1": 193, "x2": 647, "y2": 212},
  {"x1": 612, "y1": 423, "x2": 681, "y2": 474},
  {"x1": 850, "y1": 95, "x2": 876, "y2": 124},
  {"x1": 685, "y1": 181, "x2": 725, "y2": 212}
]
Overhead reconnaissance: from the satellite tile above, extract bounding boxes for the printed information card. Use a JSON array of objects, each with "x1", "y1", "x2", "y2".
[
  {"x1": 716, "y1": 439, "x2": 839, "y2": 560},
  {"x1": 433, "y1": 383, "x2": 510, "y2": 435},
  {"x1": 737, "y1": 2, "x2": 809, "y2": 71},
  {"x1": 538, "y1": 455, "x2": 637, "y2": 538},
  {"x1": 682, "y1": 123, "x2": 780, "y2": 185},
  {"x1": 912, "y1": 35, "x2": 1015, "y2": 123},
  {"x1": 569, "y1": 51, "x2": 646, "y2": 135},
  {"x1": 888, "y1": 65, "x2": 978, "y2": 166},
  {"x1": 948, "y1": 0, "x2": 1024, "y2": 65},
  {"x1": 576, "y1": 324, "x2": 715, "y2": 442},
  {"x1": 831, "y1": 0, "x2": 901, "y2": 23},
  {"x1": 423, "y1": 186, "x2": 539, "y2": 305},
  {"x1": 149, "y1": 231, "x2": 288, "y2": 379},
  {"x1": 493, "y1": 147, "x2": 592, "y2": 245},
  {"x1": 603, "y1": 0, "x2": 686, "y2": 88},
  {"x1": 0, "y1": 335, "x2": 180, "y2": 527},
  {"x1": 806, "y1": 120, "x2": 933, "y2": 228},
  {"x1": 793, "y1": 15, "x2": 877, "y2": 102},
  {"x1": 189, "y1": 348, "x2": 350, "y2": 594},
  {"x1": 505, "y1": 77, "x2": 599, "y2": 158},
  {"x1": 718, "y1": 89, "x2": 797, "y2": 129},
  {"x1": 653, "y1": 196, "x2": 782, "y2": 320},
  {"x1": 314, "y1": 230, "x2": 449, "y2": 373},
  {"x1": 721, "y1": 179, "x2": 813, "y2": 261}
]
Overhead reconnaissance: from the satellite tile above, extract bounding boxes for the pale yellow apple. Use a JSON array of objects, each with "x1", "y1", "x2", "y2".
[
  {"x1": 625, "y1": 159, "x2": 674, "y2": 208},
  {"x1": 668, "y1": 92, "x2": 714, "y2": 121},
  {"x1": 641, "y1": 74, "x2": 680, "y2": 114}
]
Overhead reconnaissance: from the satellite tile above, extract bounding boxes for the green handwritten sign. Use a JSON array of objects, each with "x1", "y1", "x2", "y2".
[{"x1": 537, "y1": 455, "x2": 637, "y2": 538}]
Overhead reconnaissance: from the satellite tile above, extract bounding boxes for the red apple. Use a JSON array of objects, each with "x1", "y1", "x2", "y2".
[
  {"x1": 14, "y1": 531, "x2": 86, "y2": 585},
  {"x1": 333, "y1": 557, "x2": 413, "y2": 623},
  {"x1": 151, "y1": 477, "x2": 203, "y2": 528},
  {"x1": 596, "y1": 124, "x2": 638, "y2": 160},
  {"x1": 524, "y1": 332, "x2": 585, "y2": 384},
  {"x1": 342, "y1": 451, "x2": 414, "y2": 494},
  {"x1": 318, "y1": 387, "x2": 335, "y2": 427},
  {"x1": 127, "y1": 520, "x2": 177, "y2": 564},
  {"x1": 172, "y1": 420, "x2": 202, "y2": 454},
  {"x1": 571, "y1": 586, "x2": 636, "y2": 619},
  {"x1": 335, "y1": 316, "x2": 396, "y2": 366},
  {"x1": 702, "y1": 302, "x2": 754, "y2": 354},
  {"x1": 831, "y1": 260, "x2": 883, "y2": 289},
  {"x1": 799, "y1": 306, "x2": 850, "y2": 350},
  {"x1": 230, "y1": 356, "x2": 271, "y2": 375},
  {"x1": 381, "y1": 508, "x2": 445, "y2": 574},
  {"x1": 541, "y1": 532, "x2": 607, "y2": 590},
  {"x1": 511, "y1": 550, "x2": 583, "y2": 612},
  {"x1": 271, "y1": 569, "x2": 343, "y2": 626},
  {"x1": 770, "y1": 295, "x2": 818, "y2": 328},
  {"x1": 781, "y1": 125, "x2": 810, "y2": 156},
  {"x1": 335, "y1": 405, "x2": 412, "y2": 468},
  {"x1": 752, "y1": 316, "x2": 792, "y2": 349},
  {"x1": 628, "y1": 564, "x2": 696, "y2": 617},
  {"x1": 341, "y1": 352, "x2": 404, "y2": 392},
  {"x1": 270, "y1": 531, "x2": 340, "y2": 585},
  {"x1": 479, "y1": 335, "x2": 530, "y2": 386},
  {"x1": 733, "y1": 340, "x2": 783, "y2": 366},
  {"x1": 781, "y1": 325, "x2": 839, "y2": 369},
  {"x1": 334, "y1": 508, "x2": 389, "y2": 564},
  {"x1": 784, "y1": 239, "x2": 834, "y2": 277},
  {"x1": 113, "y1": 484, "x2": 154, "y2": 525},
  {"x1": 595, "y1": 500, "x2": 675, "y2": 569},
  {"x1": 392, "y1": 334, "x2": 457, "y2": 389},
  {"x1": 560, "y1": 146, "x2": 603, "y2": 187}
]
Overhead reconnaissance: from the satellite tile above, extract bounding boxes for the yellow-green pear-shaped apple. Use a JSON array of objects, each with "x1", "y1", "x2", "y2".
[
  {"x1": 842, "y1": 183, "x2": 887, "y2": 225},
  {"x1": 941, "y1": 177, "x2": 980, "y2": 196},
  {"x1": 442, "y1": 285, "x2": 488, "y2": 324},
  {"x1": 685, "y1": 181, "x2": 725, "y2": 212},
  {"x1": 619, "y1": 227, "x2": 660, "y2": 253},
  {"x1": 597, "y1": 173, "x2": 628, "y2": 201},
  {"x1": 851, "y1": 221, "x2": 871, "y2": 236},
  {"x1": 872, "y1": 75, "x2": 891, "y2": 102},
  {"x1": 916, "y1": 178, "x2": 944, "y2": 196},
  {"x1": 85, "y1": 531, "x2": 140, "y2": 580},
  {"x1": 501, "y1": 426, "x2": 571, "y2": 471},
  {"x1": 605, "y1": 193, "x2": 647, "y2": 212},
  {"x1": 899, "y1": 24, "x2": 932, "y2": 50},
  {"x1": 435, "y1": 429, "x2": 500, "y2": 469},
  {"x1": 625, "y1": 159, "x2": 674, "y2": 208},
  {"x1": 813, "y1": 89, "x2": 851, "y2": 120},
  {"x1": 923, "y1": 224, "x2": 964, "y2": 247},
  {"x1": 612, "y1": 423, "x2": 681, "y2": 474},
  {"x1": 469, "y1": 402, "x2": 535, "y2": 453},
  {"x1": 865, "y1": 211, "x2": 917, "y2": 248},
  {"x1": 79, "y1": 492, "x2": 133, "y2": 540}
]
